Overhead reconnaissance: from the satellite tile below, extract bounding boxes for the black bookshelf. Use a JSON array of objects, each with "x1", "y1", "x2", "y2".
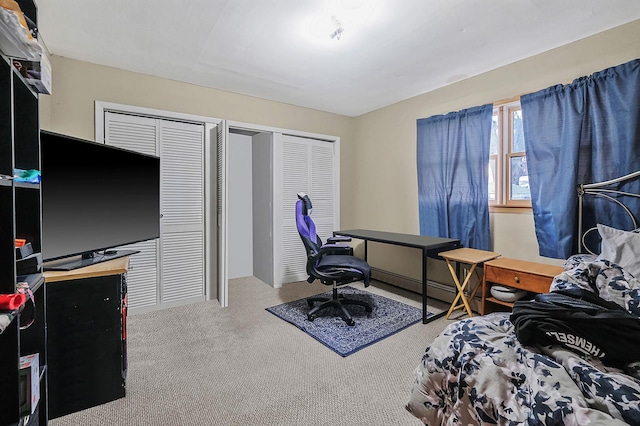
[{"x1": 0, "y1": 1, "x2": 48, "y2": 424}]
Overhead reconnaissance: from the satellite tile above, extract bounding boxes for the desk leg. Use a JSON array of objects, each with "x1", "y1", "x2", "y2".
[
  {"x1": 422, "y1": 248, "x2": 448, "y2": 324},
  {"x1": 422, "y1": 247, "x2": 427, "y2": 323}
]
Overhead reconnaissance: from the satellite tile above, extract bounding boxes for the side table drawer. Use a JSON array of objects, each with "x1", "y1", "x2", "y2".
[
  {"x1": 484, "y1": 266, "x2": 552, "y2": 294},
  {"x1": 481, "y1": 258, "x2": 564, "y2": 315}
]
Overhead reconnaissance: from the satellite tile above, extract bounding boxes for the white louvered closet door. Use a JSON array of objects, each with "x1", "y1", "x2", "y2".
[
  {"x1": 104, "y1": 111, "x2": 206, "y2": 310},
  {"x1": 105, "y1": 112, "x2": 160, "y2": 309},
  {"x1": 158, "y1": 121, "x2": 205, "y2": 304},
  {"x1": 280, "y1": 135, "x2": 337, "y2": 284}
]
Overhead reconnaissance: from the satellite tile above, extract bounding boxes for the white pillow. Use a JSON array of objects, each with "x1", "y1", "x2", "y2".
[{"x1": 596, "y1": 224, "x2": 640, "y2": 277}]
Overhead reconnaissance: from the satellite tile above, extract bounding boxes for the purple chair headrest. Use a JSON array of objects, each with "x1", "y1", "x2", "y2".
[{"x1": 297, "y1": 192, "x2": 312, "y2": 215}]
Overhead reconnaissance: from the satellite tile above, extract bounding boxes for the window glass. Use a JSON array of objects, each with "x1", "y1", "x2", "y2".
[
  {"x1": 511, "y1": 109, "x2": 525, "y2": 153},
  {"x1": 490, "y1": 113, "x2": 499, "y2": 156},
  {"x1": 488, "y1": 158, "x2": 496, "y2": 201},
  {"x1": 510, "y1": 156, "x2": 530, "y2": 201}
]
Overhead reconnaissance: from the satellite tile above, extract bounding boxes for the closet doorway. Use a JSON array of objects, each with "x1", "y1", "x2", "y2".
[
  {"x1": 226, "y1": 122, "x2": 341, "y2": 290},
  {"x1": 227, "y1": 128, "x2": 273, "y2": 285}
]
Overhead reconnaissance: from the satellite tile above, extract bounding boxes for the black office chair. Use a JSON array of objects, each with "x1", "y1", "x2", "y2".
[{"x1": 295, "y1": 192, "x2": 372, "y2": 326}]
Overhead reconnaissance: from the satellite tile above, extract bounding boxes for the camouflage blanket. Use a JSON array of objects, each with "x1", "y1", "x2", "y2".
[{"x1": 406, "y1": 256, "x2": 640, "y2": 425}]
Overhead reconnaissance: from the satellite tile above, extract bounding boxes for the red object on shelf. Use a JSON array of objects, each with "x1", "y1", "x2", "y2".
[
  {"x1": 0, "y1": 293, "x2": 27, "y2": 311},
  {"x1": 15, "y1": 238, "x2": 26, "y2": 247}
]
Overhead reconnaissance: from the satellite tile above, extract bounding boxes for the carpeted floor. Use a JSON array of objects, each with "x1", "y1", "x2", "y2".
[{"x1": 50, "y1": 277, "x2": 460, "y2": 426}]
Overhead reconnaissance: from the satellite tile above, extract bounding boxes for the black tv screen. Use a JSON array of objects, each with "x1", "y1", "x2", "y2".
[{"x1": 41, "y1": 130, "x2": 160, "y2": 270}]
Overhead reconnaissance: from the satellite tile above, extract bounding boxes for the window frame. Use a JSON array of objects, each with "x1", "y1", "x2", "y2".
[{"x1": 489, "y1": 100, "x2": 531, "y2": 210}]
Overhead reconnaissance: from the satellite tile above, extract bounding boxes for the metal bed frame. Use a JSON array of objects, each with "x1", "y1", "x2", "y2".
[{"x1": 577, "y1": 170, "x2": 640, "y2": 254}]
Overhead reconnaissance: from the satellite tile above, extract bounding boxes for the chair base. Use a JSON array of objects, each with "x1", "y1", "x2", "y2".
[{"x1": 307, "y1": 285, "x2": 372, "y2": 326}]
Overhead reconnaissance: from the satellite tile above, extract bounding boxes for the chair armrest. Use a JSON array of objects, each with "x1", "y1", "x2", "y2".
[
  {"x1": 327, "y1": 235, "x2": 352, "y2": 243},
  {"x1": 319, "y1": 243, "x2": 353, "y2": 256}
]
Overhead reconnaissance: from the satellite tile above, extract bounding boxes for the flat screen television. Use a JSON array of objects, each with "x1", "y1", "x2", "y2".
[{"x1": 40, "y1": 130, "x2": 160, "y2": 270}]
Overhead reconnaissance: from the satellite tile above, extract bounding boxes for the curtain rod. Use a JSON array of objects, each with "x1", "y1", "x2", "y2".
[{"x1": 494, "y1": 78, "x2": 574, "y2": 107}]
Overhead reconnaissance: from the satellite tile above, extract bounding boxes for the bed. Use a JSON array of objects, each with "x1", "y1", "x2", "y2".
[{"x1": 406, "y1": 172, "x2": 640, "y2": 425}]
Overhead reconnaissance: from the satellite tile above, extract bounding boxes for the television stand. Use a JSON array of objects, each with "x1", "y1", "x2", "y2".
[
  {"x1": 44, "y1": 256, "x2": 132, "y2": 418},
  {"x1": 43, "y1": 249, "x2": 140, "y2": 271}
]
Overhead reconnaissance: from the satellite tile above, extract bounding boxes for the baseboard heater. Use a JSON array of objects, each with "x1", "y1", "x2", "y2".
[{"x1": 370, "y1": 267, "x2": 482, "y2": 312}]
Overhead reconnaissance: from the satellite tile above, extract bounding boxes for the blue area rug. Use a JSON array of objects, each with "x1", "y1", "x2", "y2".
[{"x1": 266, "y1": 286, "x2": 427, "y2": 356}]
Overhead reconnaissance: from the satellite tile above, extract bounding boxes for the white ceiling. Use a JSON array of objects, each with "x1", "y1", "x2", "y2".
[{"x1": 37, "y1": 0, "x2": 640, "y2": 117}]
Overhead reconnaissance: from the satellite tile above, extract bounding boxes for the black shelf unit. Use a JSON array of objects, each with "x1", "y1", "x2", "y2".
[{"x1": 0, "y1": 1, "x2": 47, "y2": 424}]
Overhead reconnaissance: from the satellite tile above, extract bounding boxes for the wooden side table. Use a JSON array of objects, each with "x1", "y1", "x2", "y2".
[
  {"x1": 439, "y1": 248, "x2": 501, "y2": 319},
  {"x1": 481, "y1": 257, "x2": 565, "y2": 315}
]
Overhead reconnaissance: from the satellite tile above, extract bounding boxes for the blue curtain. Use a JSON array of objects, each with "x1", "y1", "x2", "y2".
[
  {"x1": 417, "y1": 104, "x2": 493, "y2": 250},
  {"x1": 521, "y1": 58, "x2": 640, "y2": 259}
]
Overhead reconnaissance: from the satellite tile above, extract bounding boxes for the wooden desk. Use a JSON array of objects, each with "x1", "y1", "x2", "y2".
[
  {"x1": 333, "y1": 229, "x2": 461, "y2": 324},
  {"x1": 439, "y1": 248, "x2": 501, "y2": 319}
]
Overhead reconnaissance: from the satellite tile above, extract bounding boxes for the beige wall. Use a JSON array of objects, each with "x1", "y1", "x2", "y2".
[
  {"x1": 345, "y1": 19, "x2": 640, "y2": 281},
  {"x1": 39, "y1": 56, "x2": 354, "y2": 164},
  {"x1": 40, "y1": 19, "x2": 640, "y2": 289}
]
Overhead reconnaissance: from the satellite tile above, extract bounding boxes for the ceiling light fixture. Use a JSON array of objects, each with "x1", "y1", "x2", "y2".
[
  {"x1": 330, "y1": 0, "x2": 376, "y2": 27},
  {"x1": 305, "y1": 0, "x2": 378, "y2": 43},
  {"x1": 330, "y1": 15, "x2": 344, "y2": 40}
]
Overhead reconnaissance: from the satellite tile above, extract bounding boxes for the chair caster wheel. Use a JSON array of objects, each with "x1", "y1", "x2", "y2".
[
  {"x1": 308, "y1": 314, "x2": 315, "y2": 321},
  {"x1": 345, "y1": 319, "x2": 355, "y2": 326},
  {"x1": 365, "y1": 306, "x2": 373, "y2": 313}
]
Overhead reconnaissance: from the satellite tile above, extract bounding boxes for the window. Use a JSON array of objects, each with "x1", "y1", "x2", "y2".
[{"x1": 489, "y1": 100, "x2": 531, "y2": 208}]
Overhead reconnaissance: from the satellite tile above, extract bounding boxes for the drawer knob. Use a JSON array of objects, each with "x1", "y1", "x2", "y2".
[{"x1": 514, "y1": 276, "x2": 520, "y2": 283}]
